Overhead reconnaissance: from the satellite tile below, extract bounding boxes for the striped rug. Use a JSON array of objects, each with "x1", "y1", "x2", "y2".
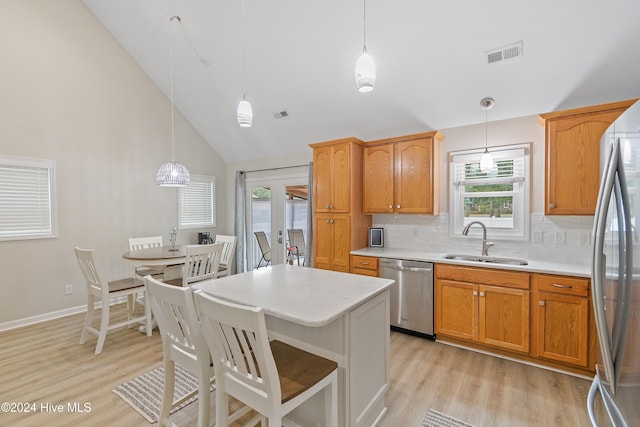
[
  {"x1": 421, "y1": 408, "x2": 475, "y2": 427},
  {"x1": 113, "y1": 364, "x2": 213, "y2": 423}
]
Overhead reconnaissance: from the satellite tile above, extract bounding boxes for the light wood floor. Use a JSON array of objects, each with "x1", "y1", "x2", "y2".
[{"x1": 0, "y1": 304, "x2": 594, "y2": 427}]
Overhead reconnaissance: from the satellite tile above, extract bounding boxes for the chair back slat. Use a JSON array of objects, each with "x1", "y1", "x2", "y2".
[
  {"x1": 194, "y1": 291, "x2": 280, "y2": 405},
  {"x1": 128, "y1": 235, "x2": 163, "y2": 251},
  {"x1": 74, "y1": 247, "x2": 107, "y2": 296},
  {"x1": 182, "y1": 243, "x2": 224, "y2": 286},
  {"x1": 214, "y1": 235, "x2": 237, "y2": 269}
]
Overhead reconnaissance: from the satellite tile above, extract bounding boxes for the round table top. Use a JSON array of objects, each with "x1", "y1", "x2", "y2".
[{"x1": 122, "y1": 245, "x2": 186, "y2": 262}]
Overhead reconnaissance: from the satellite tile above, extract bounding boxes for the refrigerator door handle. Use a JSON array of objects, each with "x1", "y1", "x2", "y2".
[{"x1": 592, "y1": 139, "x2": 620, "y2": 392}]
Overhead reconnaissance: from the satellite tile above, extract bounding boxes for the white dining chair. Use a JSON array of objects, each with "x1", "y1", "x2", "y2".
[
  {"x1": 214, "y1": 234, "x2": 237, "y2": 277},
  {"x1": 194, "y1": 290, "x2": 338, "y2": 427},
  {"x1": 163, "y1": 243, "x2": 224, "y2": 287},
  {"x1": 74, "y1": 247, "x2": 152, "y2": 355},
  {"x1": 128, "y1": 235, "x2": 164, "y2": 282}
]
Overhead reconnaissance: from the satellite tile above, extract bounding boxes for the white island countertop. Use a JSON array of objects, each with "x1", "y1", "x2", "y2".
[
  {"x1": 351, "y1": 247, "x2": 592, "y2": 278},
  {"x1": 192, "y1": 264, "x2": 394, "y2": 327}
]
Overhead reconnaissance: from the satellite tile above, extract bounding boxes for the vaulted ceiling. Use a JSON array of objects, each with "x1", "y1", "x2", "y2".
[{"x1": 82, "y1": 0, "x2": 640, "y2": 164}]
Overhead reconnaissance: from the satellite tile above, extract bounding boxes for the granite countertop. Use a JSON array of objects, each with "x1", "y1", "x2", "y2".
[{"x1": 351, "y1": 247, "x2": 591, "y2": 278}]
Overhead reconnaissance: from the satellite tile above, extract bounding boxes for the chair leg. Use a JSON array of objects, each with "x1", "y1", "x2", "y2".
[
  {"x1": 325, "y1": 371, "x2": 338, "y2": 427},
  {"x1": 144, "y1": 289, "x2": 152, "y2": 337},
  {"x1": 216, "y1": 385, "x2": 230, "y2": 427},
  {"x1": 159, "y1": 358, "x2": 175, "y2": 427},
  {"x1": 94, "y1": 299, "x2": 110, "y2": 355},
  {"x1": 80, "y1": 294, "x2": 95, "y2": 344},
  {"x1": 195, "y1": 364, "x2": 210, "y2": 427},
  {"x1": 127, "y1": 294, "x2": 135, "y2": 327}
]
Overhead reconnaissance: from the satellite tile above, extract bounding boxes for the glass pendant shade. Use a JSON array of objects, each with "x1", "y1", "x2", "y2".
[
  {"x1": 480, "y1": 149, "x2": 494, "y2": 172},
  {"x1": 156, "y1": 161, "x2": 190, "y2": 187},
  {"x1": 237, "y1": 96, "x2": 253, "y2": 127},
  {"x1": 355, "y1": 47, "x2": 376, "y2": 93}
]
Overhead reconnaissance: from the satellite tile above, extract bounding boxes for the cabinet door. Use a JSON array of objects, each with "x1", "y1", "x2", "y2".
[
  {"x1": 536, "y1": 291, "x2": 589, "y2": 366},
  {"x1": 545, "y1": 107, "x2": 629, "y2": 215},
  {"x1": 331, "y1": 143, "x2": 351, "y2": 213},
  {"x1": 396, "y1": 137, "x2": 433, "y2": 213},
  {"x1": 313, "y1": 146, "x2": 333, "y2": 213},
  {"x1": 363, "y1": 144, "x2": 394, "y2": 213},
  {"x1": 313, "y1": 215, "x2": 334, "y2": 270},
  {"x1": 331, "y1": 215, "x2": 351, "y2": 272},
  {"x1": 479, "y1": 285, "x2": 530, "y2": 353},
  {"x1": 435, "y1": 279, "x2": 477, "y2": 341}
]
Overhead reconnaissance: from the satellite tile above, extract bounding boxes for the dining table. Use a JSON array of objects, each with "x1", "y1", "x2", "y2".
[
  {"x1": 122, "y1": 244, "x2": 187, "y2": 281},
  {"x1": 192, "y1": 264, "x2": 394, "y2": 427}
]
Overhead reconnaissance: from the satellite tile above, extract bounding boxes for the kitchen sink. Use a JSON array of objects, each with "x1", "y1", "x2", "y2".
[{"x1": 443, "y1": 254, "x2": 528, "y2": 266}]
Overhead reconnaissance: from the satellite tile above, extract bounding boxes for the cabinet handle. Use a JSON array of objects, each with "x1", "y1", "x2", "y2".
[
  {"x1": 326, "y1": 219, "x2": 330, "y2": 224},
  {"x1": 473, "y1": 290, "x2": 478, "y2": 296},
  {"x1": 397, "y1": 204, "x2": 400, "y2": 209},
  {"x1": 389, "y1": 205, "x2": 393, "y2": 209},
  {"x1": 552, "y1": 283, "x2": 573, "y2": 289},
  {"x1": 326, "y1": 205, "x2": 331, "y2": 209},
  {"x1": 360, "y1": 262, "x2": 370, "y2": 265},
  {"x1": 539, "y1": 301, "x2": 545, "y2": 306},
  {"x1": 549, "y1": 203, "x2": 557, "y2": 209},
  {"x1": 480, "y1": 291, "x2": 485, "y2": 297}
]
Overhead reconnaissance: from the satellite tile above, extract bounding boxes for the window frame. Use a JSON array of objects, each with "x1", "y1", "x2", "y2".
[
  {"x1": 449, "y1": 143, "x2": 530, "y2": 240},
  {"x1": 0, "y1": 156, "x2": 57, "y2": 241},
  {"x1": 178, "y1": 174, "x2": 216, "y2": 230}
]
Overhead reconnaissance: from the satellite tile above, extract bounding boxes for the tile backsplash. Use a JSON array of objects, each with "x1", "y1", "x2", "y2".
[{"x1": 372, "y1": 213, "x2": 593, "y2": 267}]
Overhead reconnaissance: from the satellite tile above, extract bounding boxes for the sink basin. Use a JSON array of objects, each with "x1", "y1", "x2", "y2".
[{"x1": 443, "y1": 254, "x2": 528, "y2": 266}]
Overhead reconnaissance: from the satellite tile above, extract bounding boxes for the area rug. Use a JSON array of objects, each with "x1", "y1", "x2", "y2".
[
  {"x1": 421, "y1": 408, "x2": 475, "y2": 427},
  {"x1": 113, "y1": 364, "x2": 214, "y2": 423}
]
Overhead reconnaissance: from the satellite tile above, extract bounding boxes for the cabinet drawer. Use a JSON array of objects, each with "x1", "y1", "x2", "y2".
[
  {"x1": 534, "y1": 274, "x2": 589, "y2": 297},
  {"x1": 436, "y1": 264, "x2": 529, "y2": 290},
  {"x1": 351, "y1": 255, "x2": 379, "y2": 275}
]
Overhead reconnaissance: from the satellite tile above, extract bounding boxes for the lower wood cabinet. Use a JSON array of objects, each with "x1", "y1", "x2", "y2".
[
  {"x1": 435, "y1": 264, "x2": 530, "y2": 354},
  {"x1": 532, "y1": 273, "x2": 591, "y2": 368},
  {"x1": 314, "y1": 214, "x2": 351, "y2": 272},
  {"x1": 350, "y1": 255, "x2": 379, "y2": 277}
]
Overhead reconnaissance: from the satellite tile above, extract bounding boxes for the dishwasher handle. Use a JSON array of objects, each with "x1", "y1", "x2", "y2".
[{"x1": 380, "y1": 264, "x2": 432, "y2": 273}]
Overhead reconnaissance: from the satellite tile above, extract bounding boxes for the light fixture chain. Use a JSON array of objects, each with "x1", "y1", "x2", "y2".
[
  {"x1": 169, "y1": 15, "x2": 179, "y2": 162},
  {"x1": 363, "y1": 0, "x2": 367, "y2": 48}
]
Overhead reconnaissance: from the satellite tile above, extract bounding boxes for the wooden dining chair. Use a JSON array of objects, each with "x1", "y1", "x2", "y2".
[
  {"x1": 194, "y1": 290, "x2": 338, "y2": 427},
  {"x1": 214, "y1": 234, "x2": 237, "y2": 277},
  {"x1": 163, "y1": 243, "x2": 224, "y2": 287},
  {"x1": 74, "y1": 247, "x2": 152, "y2": 355},
  {"x1": 254, "y1": 231, "x2": 272, "y2": 268}
]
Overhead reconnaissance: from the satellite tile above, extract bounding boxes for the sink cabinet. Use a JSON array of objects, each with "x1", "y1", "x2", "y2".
[
  {"x1": 532, "y1": 273, "x2": 593, "y2": 368},
  {"x1": 435, "y1": 264, "x2": 530, "y2": 354},
  {"x1": 539, "y1": 99, "x2": 637, "y2": 215},
  {"x1": 363, "y1": 132, "x2": 442, "y2": 214},
  {"x1": 310, "y1": 138, "x2": 371, "y2": 272}
]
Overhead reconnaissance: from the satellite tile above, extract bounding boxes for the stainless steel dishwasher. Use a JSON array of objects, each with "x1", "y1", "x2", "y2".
[{"x1": 379, "y1": 258, "x2": 434, "y2": 338}]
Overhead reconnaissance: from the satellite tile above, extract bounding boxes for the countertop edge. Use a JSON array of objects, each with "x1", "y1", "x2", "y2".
[{"x1": 351, "y1": 248, "x2": 591, "y2": 278}]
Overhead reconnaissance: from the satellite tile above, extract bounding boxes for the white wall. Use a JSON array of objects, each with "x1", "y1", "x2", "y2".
[{"x1": 0, "y1": 0, "x2": 227, "y2": 325}]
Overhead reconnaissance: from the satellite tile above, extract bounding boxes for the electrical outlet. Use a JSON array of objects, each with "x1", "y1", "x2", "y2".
[{"x1": 65, "y1": 284, "x2": 73, "y2": 295}]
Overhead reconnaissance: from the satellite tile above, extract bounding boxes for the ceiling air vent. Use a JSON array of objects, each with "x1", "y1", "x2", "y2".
[
  {"x1": 273, "y1": 110, "x2": 289, "y2": 119},
  {"x1": 485, "y1": 41, "x2": 523, "y2": 65}
]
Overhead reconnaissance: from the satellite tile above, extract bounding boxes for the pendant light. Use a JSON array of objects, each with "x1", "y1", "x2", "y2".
[
  {"x1": 355, "y1": 0, "x2": 375, "y2": 92},
  {"x1": 237, "y1": 0, "x2": 253, "y2": 127},
  {"x1": 156, "y1": 16, "x2": 190, "y2": 187},
  {"x1": 480, "y1": 97, "x2": 495, "y2": 173}
]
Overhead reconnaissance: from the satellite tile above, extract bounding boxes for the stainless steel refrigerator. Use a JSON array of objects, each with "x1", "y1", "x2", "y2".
[{"x1": 589, "y1": 99, "x2": 640, "y2": 426}]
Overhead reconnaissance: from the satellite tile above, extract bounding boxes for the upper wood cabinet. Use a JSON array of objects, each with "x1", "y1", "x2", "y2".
[
  {"x1": 539, "y1": 99, "x2": 637, "y2": 215},
  {"x1": 363, "y1": 131, "x2": 442, "y2": 214},
  {"x1": 310, "y1": 138, "x2": 371, "y2": 272}
]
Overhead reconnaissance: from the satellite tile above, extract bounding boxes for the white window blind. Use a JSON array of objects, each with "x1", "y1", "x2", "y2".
[
  {"x1": 450, "y1": 144, "x2": 530, "y2": 240},
  {"x1": 178, "y1": 175, "x2": 215, "y2": 229},
  {"x1": 0, "y1": 157, "x2": 56, "y2": 241}
]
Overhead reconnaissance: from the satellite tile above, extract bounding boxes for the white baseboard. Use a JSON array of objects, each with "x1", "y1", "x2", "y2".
[{"x1": 0, "y1": 297, "x2": 131, "y2": 333}]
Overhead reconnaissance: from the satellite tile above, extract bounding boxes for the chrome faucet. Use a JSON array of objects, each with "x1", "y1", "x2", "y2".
[{"x1": 462, "y1": 221, "x2": 495, "y2": 256}]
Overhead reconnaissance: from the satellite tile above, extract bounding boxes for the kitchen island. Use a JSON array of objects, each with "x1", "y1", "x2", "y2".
[{"x1": 192, "y1": 264, "x2": 394, "y2": 427}]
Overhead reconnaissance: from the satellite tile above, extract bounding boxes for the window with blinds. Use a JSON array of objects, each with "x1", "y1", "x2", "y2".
[
  {"x1": 178, "y1": 174, "x2": 216, "y2": 229},
  {"x1": 0, "y1": 157, "x2": 56, "y2": 241},
  {"x1": 450, "y1": 144, "x2": 530, "y2": 239}
]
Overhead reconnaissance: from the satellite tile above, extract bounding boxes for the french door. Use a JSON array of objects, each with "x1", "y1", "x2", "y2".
[{"x1": 245, "y1": 168, "x2": 309, "y2": 269}]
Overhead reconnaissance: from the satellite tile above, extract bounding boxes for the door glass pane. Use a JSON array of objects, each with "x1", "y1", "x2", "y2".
[
  {"x1": 251, "y1": 186, "x2": 271, "y2": 267},
  {"x1": 285, "y1": 184, "x2": 308, "y2": 265}
]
